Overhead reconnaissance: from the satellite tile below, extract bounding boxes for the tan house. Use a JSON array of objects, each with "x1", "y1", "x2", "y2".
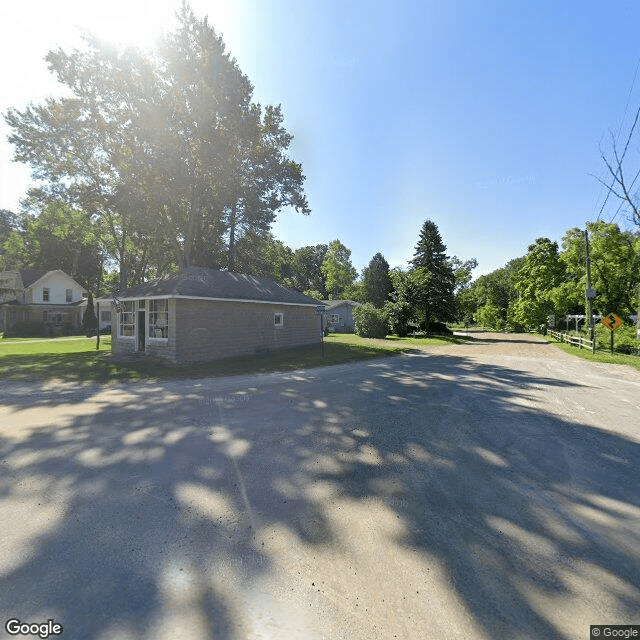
[
  {"x1": 0, "y1": 269, "x2": 87, "y2": 334},
  {"x1": 111, "y1": 267, "x2": 322, "y2": 363}
]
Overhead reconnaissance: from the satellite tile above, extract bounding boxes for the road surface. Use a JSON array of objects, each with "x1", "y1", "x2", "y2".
[{"x1": 0, "y1": 332, "x2": 639, "y2": 639}]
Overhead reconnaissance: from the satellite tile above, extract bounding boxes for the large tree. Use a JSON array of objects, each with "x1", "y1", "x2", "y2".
[
  {"x1": 291, "y1": 244, "x2": 328, "y2": 296},
  {"x1": 321, "y1": 239, "x2": 357, "y2": 299},
  {"x1": 4, "y1": 2, "x2": 309, "y2": 289},
  {"x1": 361, "y1": 252, "x2": 392, "y2": 308},
  {"x1": 510, "y1": 237, "x2": 565, "y2": 327},
  {"x1": 410, "y1": 219, "x2": 456, "y2": 325}
]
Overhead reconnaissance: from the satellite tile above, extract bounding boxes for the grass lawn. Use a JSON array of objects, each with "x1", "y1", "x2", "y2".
[
  {"x1": 542, "y1": 334, "x2": 640, "y2": 371},
  {"x1": 0, "y1": 331, "x2": 467, "y2": 383}
]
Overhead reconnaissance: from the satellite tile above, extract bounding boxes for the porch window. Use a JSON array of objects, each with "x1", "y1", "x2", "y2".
[
  {"x1": 118, "y1": 301, "x2": 135, "y2": 337},
  {"x1": 148, "y1": 299, "x2": 169, "y2": 339}
]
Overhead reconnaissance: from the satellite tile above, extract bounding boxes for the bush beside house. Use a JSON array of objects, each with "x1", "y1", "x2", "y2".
[{"x1": 353, "y1": 303, "x2": 388, "y2": 339}]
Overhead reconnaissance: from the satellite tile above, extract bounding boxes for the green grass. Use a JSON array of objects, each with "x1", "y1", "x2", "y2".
[
  {"x1": 542, "y1": 334, "x2": 640, "y2": 371},
  {"x1": 0, "y1": 331, "x2": 468, "y2": 383}
]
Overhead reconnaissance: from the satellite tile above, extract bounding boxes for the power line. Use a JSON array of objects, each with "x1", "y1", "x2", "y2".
[{"x1": 596, "y1": 53, "x2": 640, "y2": 222}]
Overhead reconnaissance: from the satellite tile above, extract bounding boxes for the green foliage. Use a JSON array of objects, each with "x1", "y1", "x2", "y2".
[
  {"x1": 353, "y1": 303, "x2": 389, "y2": 339},
  {"x1": 20, "y1": 203, "x2": 103, "y2": 290},
  {"x1": 291, "y1": 245, "x2": 329, "y2": 297},
  {"x1": 384, "y1": 299, "x2": 414, "y2": 337},
  {"x1": 476, "y1": 303, "x2": 506, "y2": 330},
  {"x1": 4, "y1": 321, "x2": 49, "y2": 338},
  {"x1": 321, "y1": 239, "x2": 357, "y2": 298},
  {"x1": 594, "y1": 323, "x2": 640, "y2": 354},
  {"x1": 511, "y1": 238, "x2": 565, "y2": 327},
  {"x1": 361, "y1": 252, "x2": 392, "y2": 307},
  {"x1": 4, "y1": 4, "x2": 308, "y2": 288},
  {"x1": 342, "y1": 280, "x2": 364, "y2": 302},
  {"x1": 410, "y1": 220, "x2": 457, "y2": 325}
]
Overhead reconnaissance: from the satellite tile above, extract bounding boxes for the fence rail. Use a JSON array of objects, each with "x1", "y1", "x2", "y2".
[{"x1": 548, "y1": 330, "x2": 594, "y2": 351}]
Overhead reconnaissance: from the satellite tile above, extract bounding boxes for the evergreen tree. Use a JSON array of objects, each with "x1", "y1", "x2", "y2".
[
  {"x1": 410, "y1": 220, "x2": 456, "y2": 325},
  {"x1": 362, "y1": 252, "x2": 392, "y2": 308},
  {"x1": 83, "y1": 291, "x2": 98, "y2": 336}
]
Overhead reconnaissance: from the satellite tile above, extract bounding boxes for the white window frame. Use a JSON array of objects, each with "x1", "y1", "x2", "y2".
[
  {"x1": 148, "y1": 299, "x2": 169, "y2": 340},
  {"x1": 42, "y1": 287, "x2": 50, "y2": 302},
  {"x1": 274, "y1": 312, "x2": 284, "y2": 328},
  {"x1": 118, "y1": 301, "x2": 135, "y2": 338},
  {"x1": 330, "y1": 314, "x2": 341, "y2": 323}
]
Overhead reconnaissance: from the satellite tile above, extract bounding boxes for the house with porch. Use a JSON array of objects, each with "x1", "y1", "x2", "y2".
[{"x1": 0, "y1": 269, "x2": 87, "y2": 335}]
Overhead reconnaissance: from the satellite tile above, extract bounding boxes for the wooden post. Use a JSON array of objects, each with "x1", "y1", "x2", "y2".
[{"x1": 96, "y1": 301, "x2": 100, "y2": 350}]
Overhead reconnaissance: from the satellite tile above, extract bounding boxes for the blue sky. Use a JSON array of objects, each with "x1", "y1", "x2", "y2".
[{"x1": 1, "y1": 1, "x2": 640, "y2": 278}]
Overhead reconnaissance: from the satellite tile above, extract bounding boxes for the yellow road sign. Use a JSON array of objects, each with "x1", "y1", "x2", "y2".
[{"x1": 601, "y1": 313, "x2": 623, "y2": 332}]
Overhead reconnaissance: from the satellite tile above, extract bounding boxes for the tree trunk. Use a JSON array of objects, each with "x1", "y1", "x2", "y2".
[{"x1": 228, "y1": 200, "x2": 237, "y2": 272}]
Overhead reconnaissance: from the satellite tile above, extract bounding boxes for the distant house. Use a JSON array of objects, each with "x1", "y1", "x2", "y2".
[
  {"x1": 323, "y1": 300, "x2": 360, "y2": 333},
  {"x1": 111, "y1": 267, "x2": 322, "y2": 363},
  {"x1": 0, "y1": 269, "x2": 87, "y2": 334}
]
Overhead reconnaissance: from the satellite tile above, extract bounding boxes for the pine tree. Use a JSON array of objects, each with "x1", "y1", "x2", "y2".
[
  {"x1": 410, "y1": 220, "x2": 456, "y2": 326},
  {"x1": 362, "y1": 252, "x2": 392, "y2": 308}
]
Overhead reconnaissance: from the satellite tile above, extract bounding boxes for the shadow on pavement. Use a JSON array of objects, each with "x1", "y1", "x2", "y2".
[{"x1": 0, "y1": 352, "x2": 638, "y2": 639}]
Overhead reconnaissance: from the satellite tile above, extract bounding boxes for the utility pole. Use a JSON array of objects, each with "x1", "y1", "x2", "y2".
[{"x1": 584, "y1": 228, "x2": 596, "y2": 354}]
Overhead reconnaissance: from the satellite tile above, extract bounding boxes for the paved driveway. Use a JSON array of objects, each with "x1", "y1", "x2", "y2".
[{"x1": 0, "y1": 333, "x2": 639, "y2": 639}]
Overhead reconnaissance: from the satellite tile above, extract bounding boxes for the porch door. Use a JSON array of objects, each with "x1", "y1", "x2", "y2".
[{"x1": 137, "y1": 310, "x2": 146, "y2": 351}]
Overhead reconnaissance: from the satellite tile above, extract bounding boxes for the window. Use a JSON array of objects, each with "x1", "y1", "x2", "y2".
[
  {"x1": 148, "y1": 299, "x2": 168, "y2": 339},
  {"x1": 330, "y1": 314, "x2": 341, "y2": 323},
  {"x1": 43, "y1": 288, "x2": 50, "y2": 302},
  {"x1": 43, "y1": 311, "x2": 48, "y2": 322},
  {"x1": 118, "y1": 301, "x2": 135, "y2": 337},
  {"x1": 274, "y1": 312, "x2": 284, "y2": 328},
  {"x1": 100, "y1": 310, "x2": 111, "y2": 322},
  {"x1": 66, "y1": 289, "x2": 72, "y2": 303}
]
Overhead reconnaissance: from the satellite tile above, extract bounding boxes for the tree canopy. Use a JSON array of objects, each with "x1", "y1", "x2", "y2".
[
  {"x1": 4, "y1": 2, "x2": 309, "y2": 290},
  {"x1": 361, "y1": 252, "x2": 392, "y2": 308}
]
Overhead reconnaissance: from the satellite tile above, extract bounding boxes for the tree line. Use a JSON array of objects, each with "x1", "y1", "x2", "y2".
[
  {"x1": 459, "y1": 221, "x2": 640, "y2": 336},
  {"x1": 0, "y1": 203, "x2": 475, "y2": 332}
]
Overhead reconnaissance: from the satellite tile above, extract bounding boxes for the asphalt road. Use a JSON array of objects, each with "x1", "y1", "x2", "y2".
[{"x1": 0, "y1": 332, "x2": 639, "y2": 640}]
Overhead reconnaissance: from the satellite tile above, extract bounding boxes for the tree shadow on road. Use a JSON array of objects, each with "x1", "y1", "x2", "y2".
[{"x1": 0, "y1": 353, "x2": 638, "y2": 639}]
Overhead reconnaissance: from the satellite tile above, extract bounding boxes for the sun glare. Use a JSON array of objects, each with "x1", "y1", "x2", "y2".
[{"x1": 53, "y1": 1, "x2": 233, "y2": 52}]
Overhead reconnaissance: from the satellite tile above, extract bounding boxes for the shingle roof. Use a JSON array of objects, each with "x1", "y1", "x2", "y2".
[
  {"x1": 19, "y1": 270, "x2": 48, "y2": 287},
  {"x1": 117, "y1": 267, "x2": 322, "y2": 306},
  {"x1": 322, "y1": 299, "x2": 360, "y2": 309}
]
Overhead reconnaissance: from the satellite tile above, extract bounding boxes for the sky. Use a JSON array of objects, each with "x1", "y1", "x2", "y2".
[{"x1": 1, "y1": 1, "x2": 640, "y2": 279}]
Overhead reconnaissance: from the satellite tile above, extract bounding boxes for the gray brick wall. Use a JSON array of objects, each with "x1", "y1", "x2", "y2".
[{"x1": 175, "y1": 299, "x2": 320, "y2": 363}]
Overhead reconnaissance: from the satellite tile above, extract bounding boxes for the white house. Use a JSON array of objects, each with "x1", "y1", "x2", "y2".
[{"x1": 0, "y1": 269, "x2": 87, "y2": 334}]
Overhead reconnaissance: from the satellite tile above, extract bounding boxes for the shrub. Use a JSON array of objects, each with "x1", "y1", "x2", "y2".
[
  {"x1": 384, "y1": 300, "x2": 413, "y2": 337},
  {"x1": 353, "y1": 303, "x2": 388, "y2": 339},
  {"x1": 595, "y1": 323, "x2": 640, "y2": 354},
  {"x1": 4, "y1": 321, "x2": 49, "y2": 338}
]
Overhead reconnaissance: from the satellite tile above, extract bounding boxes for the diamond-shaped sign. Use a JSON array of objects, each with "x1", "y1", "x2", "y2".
[{"x1": 601, "y1": 312, "x2": 623, "y2": 332}]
